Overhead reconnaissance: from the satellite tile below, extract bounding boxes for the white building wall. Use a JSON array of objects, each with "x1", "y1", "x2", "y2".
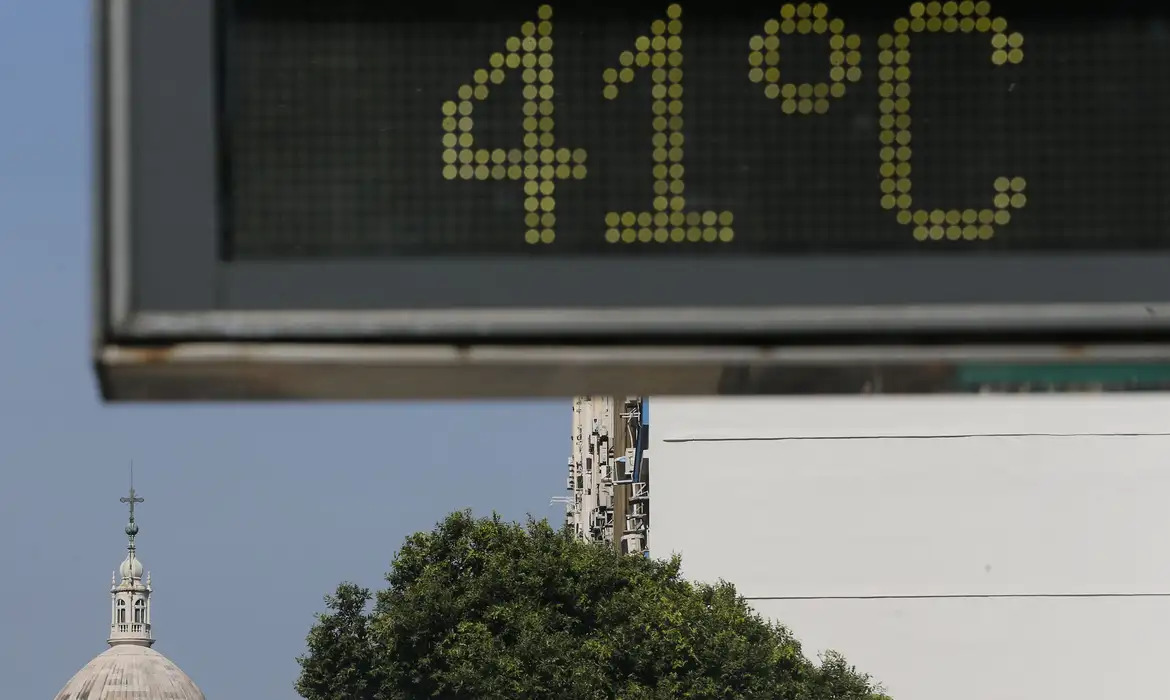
[{"x1": 650, "y1": 396, "x2": 1170, "y2": 700}]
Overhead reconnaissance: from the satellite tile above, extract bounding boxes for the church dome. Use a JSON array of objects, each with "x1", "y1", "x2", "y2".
[
  {"x1": 54, "y1": 479, "x2": 205, "y2": 699},
  {"x1": 53, "y1": 644, "x2": 205, "y2": 700},
  {"x1": 119, "y1": 552, "x2": 143, "y2": 580}
]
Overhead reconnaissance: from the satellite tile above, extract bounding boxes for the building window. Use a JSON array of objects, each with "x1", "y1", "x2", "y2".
[
  {"x1": 116, "y1": 599, "x2": 126, "y2": 623},
  {"x1": 133, "y1": 599, "x2": 146, "y2": 623}
]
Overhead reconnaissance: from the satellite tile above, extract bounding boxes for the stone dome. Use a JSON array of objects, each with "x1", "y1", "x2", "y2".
[
  {"x1": 54, "y1": 481, "x2": 205, "y2": 699},
  {"x1": 53, "y1": 644, "x2": 205, "y2": 700},
  {"x1": 119, "y1": 552, "x2": 143, "y2": 580}
]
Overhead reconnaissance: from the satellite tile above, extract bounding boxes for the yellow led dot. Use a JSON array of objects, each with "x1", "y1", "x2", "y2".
[
  {"x1": 946, "y1": 225, "x2": 962, "y2": 240},
  {"x1": 912, "y1": 226, "x2": 928, "y2": 241},
  {"x1": 525, "y1": 229, "x2": 541, "y2": 245},
  {"x1": 943, "y1": 17, "x2": 959, "y2": 31},
  {"x1": 962, "y1": 225, "x2": 979, "y2": 240},
  {"x1": 910, "y1": 17, "x2": 926, "y2": 31},
  {"x1": 764, "y1": 84, "x2": 780, "y2": 99},
  {"x1": 619, "y1": 68, "x2": 636, "y2": 82},
  {"x1": 796, "y1": 3, "x2": 811, "y2": 17},
  {"x1": 1008, "y1": 49, "x2": 1024, "y2": 64},
  {"x1": 537, "y1": 4, "x2": 553, "y2": 19},
  {"x1": 974, "y1": 0, "x2": 991, "y2": 14},
  {"x1": 927, "y1": 225, "x2": 943, "y2": 240},
  {"x1": 881, "y1": 179, "x2": 897, "y2": 194},
  {"x1": 621, "y1": 228, "x2": 637, "y2": 243},
  {"x1": 750, "y1": 68, "x2": 765, "y2": 83},
  {"x1": 765, "y1": 67, "x2": 781, "y2": 82},
  {"x1": 1010, "y1": 193, "x2": 1027, "y2": 208},
  {"x1": 881, "y1": 195, "x2": 897, "y2": 210},
  {"x1": 830, "y1": 82, "x2": 846, "y2": 97},
  {"x1": 441, "y1": 164, "x2": 458, "y2": 180},
  {"x1": 960, "y1": 17, "x2": 975, "y2": 31},
  {"x1": 975, "y1": 17, "x2": 991, "y2": 31},
  {"x1": 718, "y1": 228, "x2": 735, "y2": 243},
  {"x1": 894, "y1": 17, "x2": 911, "y2": 33},
  {"x1": 506, "y1": 165, "x2": 522, "y2": 179},
  {"x1": 781, "y1": 100, "x2": 797, "y2": 114},
  {"x1": 813, "y1": 18, "x2": 827, "y2": 33},
  {"x1": 991, "y1": 33, "x2": 1007, "y2": 48},
  {"x1": 991, "y1": 17, "x2": 1007, "y2": 32},
  {"x1": 795, "y1": 19, "x2": 811, "y2": 33},
  {"x1": 666, "y1": 3, "x2": 682, "y2": 18},
  {"x1": 959, "y1": 0, "x2": 975, "y2": 14},
  {"x1": 912, "y1": 210, "x2": 929, "y2": 224},
  {"x1": 603, "y1": 229, "x2": 619, "y2": 244},
  {"x1": 994, "y1": 210, "x2": 1011, "y2": 225},
  {"x1": 978, "y1": 225, "x2": 994, "y2": 239},
  {"x1": 1007, "y1": 32, "x2": 1024, "y2": 47},
  {"x1": 603, "y1": 85, "x2": 619, "y2": 100},
  {"x1": 635, "y1": 228, "x2": 651, "y2": 243},
  {"x1": 699, "y1": 227, "x2": 715, "y2": 242}
]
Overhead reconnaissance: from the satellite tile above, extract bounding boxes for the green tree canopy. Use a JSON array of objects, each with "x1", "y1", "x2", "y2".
[{"x1": 296, "y1": 510, "x2": 890, "y2": 700}]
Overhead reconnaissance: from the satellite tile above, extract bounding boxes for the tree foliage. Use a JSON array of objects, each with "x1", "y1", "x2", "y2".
[{"x1": 296, "y1": 510, "x2": 890, "y2": 700}]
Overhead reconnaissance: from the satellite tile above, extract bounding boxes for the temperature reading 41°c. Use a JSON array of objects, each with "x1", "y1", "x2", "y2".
[{"x1": 224, "y1": 0, "x2": 1170, "y2": 258}]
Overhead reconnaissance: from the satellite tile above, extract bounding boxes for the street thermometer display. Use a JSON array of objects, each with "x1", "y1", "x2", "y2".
[{"x1": 223, "y1": 0, "x2": 1169, "y2": 257}]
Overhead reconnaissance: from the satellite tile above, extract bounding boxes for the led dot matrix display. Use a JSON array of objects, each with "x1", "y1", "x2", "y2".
[{"x1": 223, "y1": 0, "x2": 1170, "y2": 257}]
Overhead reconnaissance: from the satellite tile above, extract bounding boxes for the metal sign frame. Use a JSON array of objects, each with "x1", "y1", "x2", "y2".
[{"x1": 94, "y1": 0, "x2": 1170, "y2": 400}]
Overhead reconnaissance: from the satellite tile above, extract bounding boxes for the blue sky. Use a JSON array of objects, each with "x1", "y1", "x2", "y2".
[{"x1": 0, "y1": 3, "x2": 569, "y2": 697}]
